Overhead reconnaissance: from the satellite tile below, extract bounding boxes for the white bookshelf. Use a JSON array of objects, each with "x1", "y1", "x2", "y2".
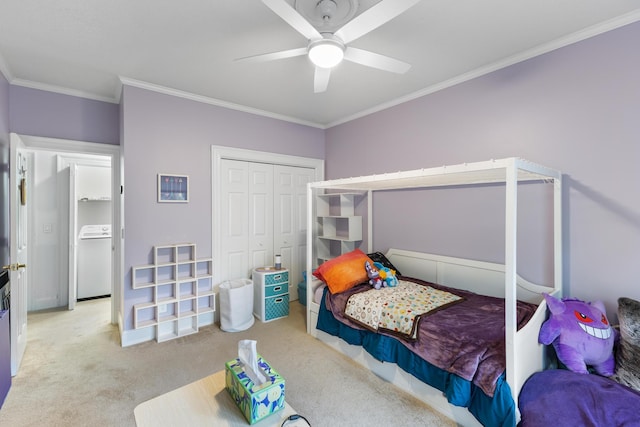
[
  {"x1": 315, "y1": 192, "x2": 364, "y2": 264},
  {"x1": 132, "y1": 243, "x2": 214, "y2": 342}
]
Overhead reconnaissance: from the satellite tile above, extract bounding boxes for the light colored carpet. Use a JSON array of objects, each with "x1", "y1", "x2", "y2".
[{"x1": 1, "y1": 298, "x2": 456, "y2": 427}]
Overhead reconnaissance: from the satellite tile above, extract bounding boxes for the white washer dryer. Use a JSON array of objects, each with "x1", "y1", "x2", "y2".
[{"x1": 77, "y1": 224, "x2": 112, "y2": 300}]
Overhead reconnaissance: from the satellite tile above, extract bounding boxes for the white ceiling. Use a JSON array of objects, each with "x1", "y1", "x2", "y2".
[{"x1": 1, "y1": 0, "x2": 639, "y2": 128}]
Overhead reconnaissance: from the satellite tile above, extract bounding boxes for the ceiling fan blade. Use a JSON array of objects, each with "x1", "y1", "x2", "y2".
[
  {"x1": 235, "y1": 47, "x2": 308, "y2": 63},
  {"x1": 263, "y1": 0, "x2": 322, "y2": 41},
  {"x1": 314, "y1": 67, "x2": 331, "y2": 93},
  {"x1": 334, "y1": 0, "x2": 421, "y2": 44},
  {"x1": 344, "y1": 47, "x2": 411, "y2": 74}
]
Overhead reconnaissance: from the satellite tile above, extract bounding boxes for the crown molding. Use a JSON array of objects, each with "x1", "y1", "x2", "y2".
[
  {"x1": 10, "y1": 78, "x2": 118, "y2": 104},
  {"x1": 3, "y1": 9, "x2": 638, "y2": 130},
  {"x1": 328, "y1": 10, "x2": 640, "y2": 128},
  {"x1": 119, "y1": 77, "x2": 325, "y2": 129}
]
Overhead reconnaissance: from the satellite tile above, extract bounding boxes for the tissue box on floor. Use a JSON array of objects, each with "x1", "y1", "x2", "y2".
[{"x1": 225, "y1": 356, "x2": 285, "y2": 424}]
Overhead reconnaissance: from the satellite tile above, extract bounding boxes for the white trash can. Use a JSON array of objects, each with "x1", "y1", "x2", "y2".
[{"x1": 219, "y1": 278, "x2": 255, "y2": 332}]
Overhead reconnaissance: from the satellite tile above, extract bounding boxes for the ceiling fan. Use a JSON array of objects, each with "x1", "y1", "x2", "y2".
[{"x1": 238, "y1": 0, "x2": 421, "y2": 93}]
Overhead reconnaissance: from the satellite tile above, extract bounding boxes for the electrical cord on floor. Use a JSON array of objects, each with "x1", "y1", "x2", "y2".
[{"x1": 281, "y1": 413, "x2": 311, "y2": 426}]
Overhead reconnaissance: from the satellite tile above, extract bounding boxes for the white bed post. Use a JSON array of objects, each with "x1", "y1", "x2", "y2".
[
  {"x1": 306, "y1": 183, "x2": 314, "y2": 334},
  {"x1": 367, "y1": 190, "x2": 373, "y2": 252},
  {"x1": 505, "y1": 159, "x2": 518, "y2": 408},
  {"x1": 553, "y1": 176, "x2": 563, "y2": 296}
]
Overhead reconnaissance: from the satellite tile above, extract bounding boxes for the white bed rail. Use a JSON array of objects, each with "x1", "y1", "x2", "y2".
[{"x1": 387, "y1": 249, "x2": 555, "y2": 304}]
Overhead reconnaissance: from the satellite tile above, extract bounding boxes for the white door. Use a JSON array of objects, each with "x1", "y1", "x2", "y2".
[
  {"x1": 274, "y1": 165, "x2": 315, "y2": 300},
  {"x1": 221, "y1": 160, "x2": 276, "y2": 279},
  {"x1": 292, "y1": 168, "x2": 315, "y2": 295},
  {"x1": 220, "y1": 160, "x2": 249, "y2": 280},
  {"x1": 7, "y1": 133, "x2": 29, "y2": 375},
  {"x1": 217, "y1": 155, "x2": 317, "y2": 300},
  {"x1": 248, "y1": 163, "x2": 274, "y2": 271},
  {"x1": 68, "y1": 164, "x2": 78, "y2": 310}
]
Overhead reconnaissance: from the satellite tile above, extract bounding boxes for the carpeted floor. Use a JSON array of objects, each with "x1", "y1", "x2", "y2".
[{"x1": 0, "y1": 298, "x2": 456, "y2": 427}]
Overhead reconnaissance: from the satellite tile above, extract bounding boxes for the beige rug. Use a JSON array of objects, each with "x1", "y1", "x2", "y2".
[{"x1": 0, "y1": 298, "x2": 456, "y2": 427}]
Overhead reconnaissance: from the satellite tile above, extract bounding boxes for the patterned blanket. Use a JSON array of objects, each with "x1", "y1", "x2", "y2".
[{"x1": 344, "y1": 280, "x2": 464, "y2": 340}]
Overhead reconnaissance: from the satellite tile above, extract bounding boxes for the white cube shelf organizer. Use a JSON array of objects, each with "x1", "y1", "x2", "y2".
[
  {"x1": 132, "y1": 243, "x2": 214, "y2": 342},
  {"x1": 315, "y1": 192, "x2": 364, "y2": 264}
]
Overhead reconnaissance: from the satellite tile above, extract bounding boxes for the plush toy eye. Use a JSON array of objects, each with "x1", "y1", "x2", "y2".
[
  {"x1": 574, "y1": 310, "x2": 593, "y2": 323},
  {"x1": 601, "y1": 314, "x2": 609, "y2": 325}
]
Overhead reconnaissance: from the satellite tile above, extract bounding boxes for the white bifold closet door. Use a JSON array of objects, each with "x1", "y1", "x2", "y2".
[
  {"x1": 220, "y1": 159, "x2": 314, "y2": 301},
  {"x1": 273, "y1": 165, "x2": 314, "y2": 300}
]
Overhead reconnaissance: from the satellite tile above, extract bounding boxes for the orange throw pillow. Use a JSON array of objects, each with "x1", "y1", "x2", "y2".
[{"x1": 313, "y1": 249, "x2": 373, "y2": 294}]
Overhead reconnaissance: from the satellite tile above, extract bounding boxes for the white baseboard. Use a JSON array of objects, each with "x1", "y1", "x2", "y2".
[
  {"x1": 121, "y1": 326, "x2": 156, "y2": 347},
  {"x1": 120, "y1": 314, "x2": 217, "y2": 347}
]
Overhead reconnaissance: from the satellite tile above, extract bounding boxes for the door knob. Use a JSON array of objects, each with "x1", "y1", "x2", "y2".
[{"x1": 2, "y1": 263, "x2": 27, "y2": 271}]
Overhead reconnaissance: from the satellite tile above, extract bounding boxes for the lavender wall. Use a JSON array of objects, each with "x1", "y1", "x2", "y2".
[
  {"x1": 0, "y1": 72, "x2": 8, "y2": 143},
  {"x1": 9, "y1": 86, "x2": 119, "y2": 145},
  {"x1": 325, "y1": 22, "x2": 640, "y2": 319},
  {"x1": 121, "y1": 85, "x2": 325, "y2": 330},
  {"x1": 0, "y1": 72, "x2": 9, "y2": 266}
]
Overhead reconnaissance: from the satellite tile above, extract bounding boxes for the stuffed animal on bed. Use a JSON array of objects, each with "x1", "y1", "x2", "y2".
[
  {"x1": 538, "y1": 293, "x2": 616, "y2": 376},
  {"x1": 365, "y1": 260, "x2": 384, "y2": 290},
  {"x1": 373, "y1": 262, "x2": 398, "y2": 287}
]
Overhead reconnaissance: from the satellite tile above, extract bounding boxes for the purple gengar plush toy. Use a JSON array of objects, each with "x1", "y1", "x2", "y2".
[{"x1": 539, "y1": 293, "x2": 616, "y2": 376}]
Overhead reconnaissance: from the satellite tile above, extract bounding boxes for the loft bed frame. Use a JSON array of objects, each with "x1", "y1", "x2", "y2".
[{"x1": 305, "y1": 157, "x2": 562, "y2": 424}]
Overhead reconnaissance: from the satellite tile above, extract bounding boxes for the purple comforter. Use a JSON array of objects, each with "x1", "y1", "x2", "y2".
[
  {"x1": 325, "y1": 276, "x2": 537, "y2": 396},
  {"x1": 519, "y1": 369, "x2": 640, "y2": 426}
]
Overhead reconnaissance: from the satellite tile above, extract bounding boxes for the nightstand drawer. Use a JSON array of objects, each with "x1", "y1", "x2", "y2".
[
  {"x1": 265, "y1": 294, "x2": 289, "y2": 321},
  {"x1": 265, "y1": 282, "x2": 288, "y2": 298},
  {"x1": 264, "y1": 271, "x2": 288, "y2": 285}
]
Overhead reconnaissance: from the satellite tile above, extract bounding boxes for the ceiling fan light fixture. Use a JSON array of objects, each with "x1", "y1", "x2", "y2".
[{"x1": 308, "y1": 38, "x2": 345, "y2": 68}]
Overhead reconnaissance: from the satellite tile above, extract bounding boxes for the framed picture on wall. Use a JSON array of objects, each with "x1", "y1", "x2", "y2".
[{"x1": 158, "y1": 174, "x2": 189, "y2": 203}]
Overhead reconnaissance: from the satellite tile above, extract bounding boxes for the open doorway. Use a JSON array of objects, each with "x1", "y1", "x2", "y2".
[
  {"x1": 66, "y1": 159, "x2": 112, "y2": 309},
  {"x1": 16, "y1": 134, "x2": 122, "y2": 326}
]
